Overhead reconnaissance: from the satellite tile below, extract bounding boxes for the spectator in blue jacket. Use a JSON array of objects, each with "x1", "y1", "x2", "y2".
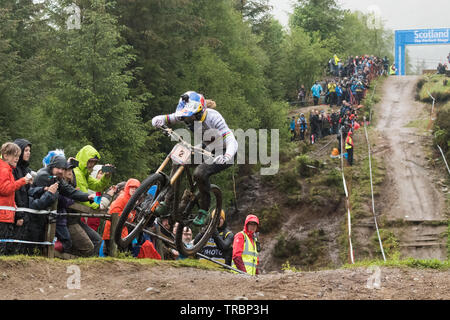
[
  {"x1": 336, "y1": 83, "x2": 343, "y2": 107},
  {"x1": 311, "y1": 81, "x2": 323, "y2": 106},
  {"x1": 290, "y1": 116, "x2": 296, "y2": 141},
  {"x1": 297, "y1": 113, "x2": 307, "y2": 141}
]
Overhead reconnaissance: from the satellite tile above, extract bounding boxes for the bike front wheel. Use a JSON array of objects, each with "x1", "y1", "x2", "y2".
[{"x1": 114, "y1": 172, "x2": 168, "y2": 249}]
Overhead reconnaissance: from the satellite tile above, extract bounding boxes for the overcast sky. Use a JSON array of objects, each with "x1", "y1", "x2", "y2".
[{"x1": 268, "y1": 0, "x2": 450, "y2": 69}]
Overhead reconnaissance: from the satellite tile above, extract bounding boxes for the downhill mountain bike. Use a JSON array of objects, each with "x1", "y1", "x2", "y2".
[{"x1": 114, "y1": 125, "x2": 222, "y2": 257}]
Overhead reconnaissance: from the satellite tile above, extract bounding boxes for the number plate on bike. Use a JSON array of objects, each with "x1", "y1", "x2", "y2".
[{"x1": 170, "y1": 143, "x2": 191, "y2": 165}]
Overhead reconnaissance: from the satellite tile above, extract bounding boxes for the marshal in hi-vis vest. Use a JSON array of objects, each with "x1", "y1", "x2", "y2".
[
  {"x1": 345, "y1": 136, "x2": 353, "y2": 149},
  {"x1": 232, "y1": 231, "x2": 258, "y2": 275},
  {"x1": 389, "y1": 65, "x2": 396, "y2": 75}
]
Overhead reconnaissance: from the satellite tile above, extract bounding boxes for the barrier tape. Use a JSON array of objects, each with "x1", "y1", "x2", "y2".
[
  {"x1": 311, "y1": 139, "x2": 334, "y2": 156},
  {"x1": 196, "y1": 252, "x2": 247, "y2": 275},
  {"x1": 363, "y1": 116, "x2": 387, "y2": 261},
  {"x1": 340, "y1": 129, "x2": 355, "y2": 264},
  {"x1": 427, "y1": 91, "x2": 449, "y2": 176},
  {"x1": 0, "y1": 239, "x2": 55, "y2": 246},
  {"x1": 0, "y1": 206, "x2": 110, "y2": 218},
  {"x1": 427, "y1": 90, "x2": 436, "y2": 118},
  {"x1": 346, "y1": 206, "x2": 354, "y2": 264},
  {"x1": 437, "y1": 144, "x2": 450, "y2": 176},
  {"x1": 0, "y1": 206, "x2": 56, "y2": 215},
  {"x1": 0, "y1": 206, "x2": 110, "y2": 248}
]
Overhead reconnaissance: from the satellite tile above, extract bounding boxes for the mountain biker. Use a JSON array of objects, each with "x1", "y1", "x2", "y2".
[{"x1": 151, "y1": 91, "x2": 238, "y2": 226}]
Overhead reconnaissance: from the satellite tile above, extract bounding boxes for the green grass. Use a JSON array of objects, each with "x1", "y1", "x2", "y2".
[
  {"x1": 417, "y1": 74, "x2": 450, "y2": 103},
  {"x1": 0, "y1": 255, "x2": 226, "y2": 272},
  {"x1": 282, "y1": 256, "x2": 450, "y2": 272},
  {"x1": 343, "y1": 257, "x2": 450, "y2": 270},
  {"x1": 405, "y1": 119, "x2": 429, "y2": 131},
  {"x1": 370, "y1": 229, "x2": 400, "y2": 259}
]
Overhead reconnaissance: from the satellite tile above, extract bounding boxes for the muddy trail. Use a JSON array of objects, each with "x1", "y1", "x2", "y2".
[
  {"x1": 374, "y1": 76, "x2": 447, "y2": 260},
  {"x1": 265, "y1": 75, "x2": 448, "y2": 267},
  {"x1": 0, "y1": 258, "x2": 449, "y2": 301}
]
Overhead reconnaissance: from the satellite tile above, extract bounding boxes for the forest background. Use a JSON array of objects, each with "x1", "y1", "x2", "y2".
[{"x1": 0, "y1": 0, "x2": 394, "y2": 206}]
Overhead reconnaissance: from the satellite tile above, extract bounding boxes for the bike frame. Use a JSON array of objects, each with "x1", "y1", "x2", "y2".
[
  {"x1": 153, "y1": 126, "x2": 215, "y2": 219},
  {"x1": 115, "y1": 126, "x2": 222, "y2": 257}
]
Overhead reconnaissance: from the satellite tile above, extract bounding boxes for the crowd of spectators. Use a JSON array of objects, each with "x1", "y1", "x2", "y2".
[
  {"x1": 0, "y1": 141, "x2": 198, "y2": 260},
  {"x1": 0, "y1": 141, "x2": 258, "y2": 274},
  {"x1": 289, "y1": 54, "x2": 384, "y2": 164},
  {"x1": 0, "y1": 143, "x2": 118, "y2": 257}
]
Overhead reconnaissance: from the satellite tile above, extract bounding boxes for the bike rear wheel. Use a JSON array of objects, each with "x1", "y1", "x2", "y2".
[
  {"x1": 174, "y1": 184, "x2": 222, "y2": 257},
  {"x1": 114, "y1": 172, "x2": 168, "y2": 249}
]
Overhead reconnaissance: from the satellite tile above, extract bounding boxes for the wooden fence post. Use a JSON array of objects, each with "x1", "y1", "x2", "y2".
[
  {"x1": 45, "y1": 222, "x2": 57, "y2": 258},
  {"x1": 109, "y1": 212, "x2": 119, "y2": 257},
  {"x1": 43, "y1": 202, "x2": 57, "y2": 258}
]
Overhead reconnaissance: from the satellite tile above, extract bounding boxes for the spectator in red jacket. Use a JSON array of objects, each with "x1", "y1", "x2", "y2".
[
  {"x1": 0, "y1": 142, "x2": 32, "y2": 255},
  {"x1": 231, "y1": 214, "x2": 260, "y2": 275},
  {"x1": 102, "y1": 178, "x2": 140, "y2": 256}
]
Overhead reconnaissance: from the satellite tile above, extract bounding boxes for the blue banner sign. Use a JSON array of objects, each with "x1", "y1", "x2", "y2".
[
  {"x1": 395, "y1": 28, "x2": 450, "y2": 75},
  {"x1": 413, "y1": 29, "x2": 449, "y2": 44}
]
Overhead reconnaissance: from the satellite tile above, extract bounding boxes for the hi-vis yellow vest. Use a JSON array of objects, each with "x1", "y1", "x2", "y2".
[
  {"x1": 389, "y1": 65, "x2": 396, "y2": 75},
  {"x1": 232, "y1": 231, "x2": 258, "y2": 275},
  {"x1": 345, "y1": 136, "x2": 353, "y2": 149}
]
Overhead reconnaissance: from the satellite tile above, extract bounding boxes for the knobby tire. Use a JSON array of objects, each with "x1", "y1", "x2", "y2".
[
  {"x1": 174, "y1": 185, "x2": 222, "y2": 257},
  {"x1": 114, "y1": 173, "x2": 167, "y2": 249}
]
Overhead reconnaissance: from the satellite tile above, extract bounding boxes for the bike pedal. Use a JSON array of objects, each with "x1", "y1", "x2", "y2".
[{"x1": 154, "y1": 201, "x2": 168, "y2": 217}]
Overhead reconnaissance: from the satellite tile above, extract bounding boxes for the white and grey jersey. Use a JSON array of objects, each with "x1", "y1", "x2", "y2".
[{"x1": 152, "y1": 109, "x2": 238, "y2": 158}]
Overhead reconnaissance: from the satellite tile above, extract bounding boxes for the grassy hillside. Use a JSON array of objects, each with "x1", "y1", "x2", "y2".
[{"x1": 417, "y1": 74, "x2": 450, "y2": 103}]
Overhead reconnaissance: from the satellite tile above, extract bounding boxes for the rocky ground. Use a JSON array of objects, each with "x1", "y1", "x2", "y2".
[{"x1": 1, "y1": 258, "x2": 449, "y2": 301}]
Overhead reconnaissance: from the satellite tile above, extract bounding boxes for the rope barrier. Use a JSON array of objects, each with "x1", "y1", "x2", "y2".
[
  {"x1": 363, "y1": 116, "x2": 387, "y2": 261},
  {"x1": 340, "y1": 128, "x2": 355, "y2": 264},
  {"x1": 0, "y1": 206, "x2": 111, "y2": 218},
  {"x1": 427, "y1": 90, "x2": 436, "y2": 119},
  {"x1": 0, "y1": 239, "x2": 55, "y2": 246},
  {"x1": 0, "y1": 206, "x2": 111, "y2": 247},
  {"x1": 0, "y1": 206, "x2": 56, "y2": 215},
  {"x1": 437, "y1": 144, "x2": 450, "y2": 176},
  {"x1": 311, "y1": 138, "x2": 334, "y2": 156},
  {"x1": 428, "y1": 91, "x2": 450, "y2": 176}
]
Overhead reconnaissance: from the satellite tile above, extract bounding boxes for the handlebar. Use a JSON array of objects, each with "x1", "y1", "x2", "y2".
[{"x1": 158, "y1": 125, "x2": 214, "y2": 159}]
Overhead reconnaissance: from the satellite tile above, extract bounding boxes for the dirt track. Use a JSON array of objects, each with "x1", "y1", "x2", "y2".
[
  {"x1": 376, "y1": 75, "x2": 445, "y2": 222},
  {"x1": 374, "y1": 76, "x2": 447, "y2": 260},
  {"x1": 0, "y1": 258, "x2": 449, "y2": 301}
]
